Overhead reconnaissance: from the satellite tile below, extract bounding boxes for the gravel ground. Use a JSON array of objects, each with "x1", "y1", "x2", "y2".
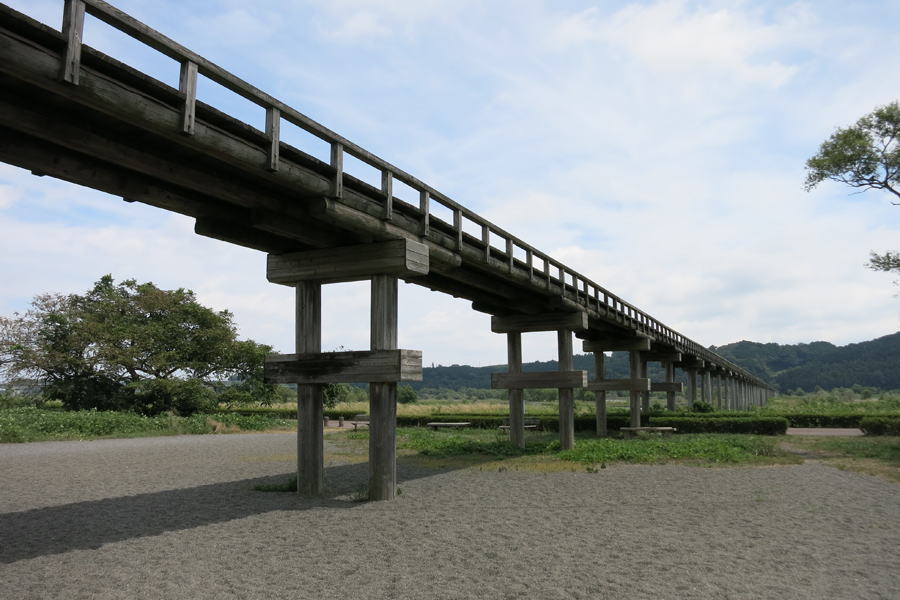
[{"x1": 1, "y1": 432, "x2": 898, "y2": 600}]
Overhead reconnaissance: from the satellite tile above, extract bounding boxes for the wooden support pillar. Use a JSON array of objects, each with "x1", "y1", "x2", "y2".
[
  {"x1": 714, "y1": 372, "x2": 722, "y2": 410},
  {"x1": 295, "y1": 281, "x2": 324, "y2": 497},
  {"x1": 369, "y1": 275, "x2": 398, "y2": 501},
  {"x1": 593, "y1": 352, "x2": 607, "y2": 437},
  {"x1": 702, "y1": 370, "x2": 712, "y2": 405},
  {"x1": 687, "y1": 368, "x2": 697, "y2": 409},
  {"x1": 558, "y1": 329, "x2": 576, "y2": 450},
  {"x1": 640, "y1": 355, "x2": 650, "y2": 413},
  {"x1": 664, "y1": 361, "x2": 676, "y2": 411},
  {"x1": 629, "y1": 350, "x2": 642, "y2": 428},
  {"x1": 507, "y1": 332, "x2": 525, "y2": 448}
]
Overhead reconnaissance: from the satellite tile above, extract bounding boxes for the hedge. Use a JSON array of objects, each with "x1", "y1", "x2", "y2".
[
  {"x1": 649, "y1": 416, "x2": 788, "y2": 435},
  {"x1": 859, "y1": 417, "x2": 900, "y2": 436},
  {"x1": 772, "y1": 413, "x2": 899, "y2": 428}
]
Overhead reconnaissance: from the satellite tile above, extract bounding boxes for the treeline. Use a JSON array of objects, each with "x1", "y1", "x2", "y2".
[{"x1": 417, "y1": 332, "x2": 900, "y2": 393}]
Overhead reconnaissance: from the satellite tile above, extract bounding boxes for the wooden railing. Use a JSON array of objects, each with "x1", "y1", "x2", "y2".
[{"x1": 52, "y1": 0, "x2": 766, "y2": 386}]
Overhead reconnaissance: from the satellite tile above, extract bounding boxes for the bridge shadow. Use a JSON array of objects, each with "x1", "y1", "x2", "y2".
[{"x1": 0, "y1": 459, "x2": 459, "y2": 564}]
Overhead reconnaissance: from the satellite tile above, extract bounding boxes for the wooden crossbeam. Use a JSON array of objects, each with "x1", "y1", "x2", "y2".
[
  {"x1": 643, "y1": 351, "x2": 681, "y2": 362},
  {"x1": 491, "y1": 371, "x2": 587, "y2": 390},
  {"x1": 582, "y1": 337, "x2": 651, "y2": 352},
  {"x1": 651, "y1": 382, "x2": 684, "y2": 393},
  {"x1": 267, "y1": 239, "x2": 428, "y2": 285},
  {"x1": 264, "y1": 350, "x2": 422, "y2": 383},
  {"x1": 587, "y1": 378, "x2": 651, "y2": 392},
  {"x1": 491, "y1": 311, "x2": 588, "y2": 333}
]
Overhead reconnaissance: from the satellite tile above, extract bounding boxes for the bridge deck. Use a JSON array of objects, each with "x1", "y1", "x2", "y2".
[{"x1": 0, "y1": 1, "x2": 767, "y2": 386}]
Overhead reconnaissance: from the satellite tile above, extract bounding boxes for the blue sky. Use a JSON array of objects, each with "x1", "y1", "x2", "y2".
[{"x1": 1, "y1": 0, "x2": 898, "y2": 366}]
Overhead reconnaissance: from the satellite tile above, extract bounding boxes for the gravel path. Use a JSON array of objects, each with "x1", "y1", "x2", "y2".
[{"x1": 1, "y1": 433, "x2": 898, "y2": 600}]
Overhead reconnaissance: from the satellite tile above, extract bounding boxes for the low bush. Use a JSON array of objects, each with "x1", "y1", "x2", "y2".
[
  {"x1": 649, "y1": 416, "x2": 788, "y2": 435},
  {"x1": 859, "y1": 417, "x2": 900, "y2": 436},
  {"x1": 559, "y1": 434, "x2": 783, "y2": 464}
]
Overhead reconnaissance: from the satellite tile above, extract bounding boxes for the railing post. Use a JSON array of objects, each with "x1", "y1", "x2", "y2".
[
  {"x1": 419, "y1": 189, "x2": 430, "y2": 236},
  {"x1": 265, "y1": 106, "x2": 280, "y2": 171},
  {"x1": 330, "y1": 142, "x2": 343, "y2": 199},
  {"x1": 453, "y1": 208, "x2": 462, "y2": 249},
  {"x1": 61, "y1": 0, "x2": 86, "y2": 84},
  {"x1": 481, "y1": 224, "x2": 490, "y2": 261},
  {"x1": 178, "y1": 60, "x2": 198, "y2": 135},
  {"x1": 381, "y1": 170, "x2": 393, "y2": 220}
]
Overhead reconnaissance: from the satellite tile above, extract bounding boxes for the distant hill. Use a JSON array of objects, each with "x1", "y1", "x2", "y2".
[
  {"x1": 415, "y1": 332, "x2": 900, "y2": 392},
  {"x1": 712, "y1": 332, "x2": 900, "y2": 392}
]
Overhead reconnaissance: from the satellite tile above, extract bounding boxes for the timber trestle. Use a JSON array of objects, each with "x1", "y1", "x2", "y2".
[{"x1": 0, "y1": 0, "x2": 775, "y2": 500}]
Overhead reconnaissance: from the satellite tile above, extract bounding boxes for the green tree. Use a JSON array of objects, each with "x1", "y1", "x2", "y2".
[
  {"x1": 805, "y1": 101, "x2": 900, "y2": 278},
  {"x1": 0, "y1": 276, "x2": 275, "y2": 414}
]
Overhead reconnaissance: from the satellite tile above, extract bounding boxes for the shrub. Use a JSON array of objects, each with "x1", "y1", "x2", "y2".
[
  {"x1": 690, "y1": 400, "x2": 715, "y2": 413},
  {"x1": 649, "y1": 416, "x2": 788, "y2": 435},
  {"x1": 859, "y1": 417, "x2": 900, "y2": 436},
  {"x1": 123, "y1": 378, "x2": 216, "y2": 416}
]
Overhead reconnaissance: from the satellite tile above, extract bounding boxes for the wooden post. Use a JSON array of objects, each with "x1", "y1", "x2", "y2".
[
  {"x1": 713, "y1": 372, "x2": 722, "y2": 410},
  {"x1": 629, "y1": 350, "x2": 641, "y2": 428},
  {"x1": 369, "y1": 275, "x2": 398, "y2": 501},
  {"x1": 664, "y1": 361, "x2": 676, "y2": 411},
  {"x1": 640, "y1": 355, "x2": 650, "y2": 412},
  {"x1": 687, "y1": 368, "x2": 697, "y2": 409},
  {"x1": 295, "y1": 281, "x2": 324, "y2": 496},
  {"x1": 507, "y1": 332, "x2": 525, "y2": 448},
  {"x1": 593, "y1": 352, "x2": 607, "y2": 437},
  {"x1": 558, "y1": 329, "x2": 575, "y2": 450},
  {"x1": 61, "y1": 0, "x2": 85, "y2": 84}
]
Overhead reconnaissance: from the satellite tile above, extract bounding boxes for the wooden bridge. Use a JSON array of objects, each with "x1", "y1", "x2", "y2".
[{"x1": 0, "y1": 1, "x2": 772, "y2": 500}]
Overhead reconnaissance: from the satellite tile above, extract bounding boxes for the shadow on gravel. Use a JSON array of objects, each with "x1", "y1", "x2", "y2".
[{"x1": 0, "y1": 460, "x2": 447, "y2": 564}]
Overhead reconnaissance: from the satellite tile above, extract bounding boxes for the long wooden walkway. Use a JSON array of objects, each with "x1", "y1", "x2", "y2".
[{"x1": 0, "y1": 1, "x2": 772, "y2": 500}]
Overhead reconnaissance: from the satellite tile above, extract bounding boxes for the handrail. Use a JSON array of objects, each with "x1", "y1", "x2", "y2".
[{"x1": 50, "y1": 0, "x2": 770, "y2": 387}]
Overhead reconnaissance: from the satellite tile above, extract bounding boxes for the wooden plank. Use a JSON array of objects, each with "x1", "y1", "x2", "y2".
[
  {"x1": 582, "y1": 338, "x2": 651, "y2": 352},
  {"x1": 265, "y1": 106, "x2": 280, "y2": 171},
  {"x1": 491, "y1": 311, "x2": 588, "y2": 334},
  {"x1": 587, "y1": 378, "x2": 651, "y2": 392},
  {"x1": 381, "y1": 170, "x2": 393, "y2": 220},
  {"x1": 507, "y1": 331, "x2": 525, "y2": 449},
  {"x1": 558, "y1": 328, "x2": 575, "y2": 450},
  {"x1": 61, "y1": 0, "x2": 85, "y2": 84},
  {"x1": 178, "y1": 60, "x2": 197, "y2": 135},
  {"x1": 370, "y1": 274, "x2": 398, "y2": 502},
  {"x1": 264, "y1": 349, "x2": 422, "y2": 384},
  {"x1": 267, "y1": 239, "x2": 429, "y2": 284},
  {"x1": 651, "y1": 382, "x2": 684, "y2": 393},
  {"x1": 491, "y1": 370, "x2": 587, "y2": 390},
  {"x1": 643, "y1": 351, "x2": 681, "y2": 362},
  {"x1": 295, "y1": 281, "x2": 323, "y2": 497}
]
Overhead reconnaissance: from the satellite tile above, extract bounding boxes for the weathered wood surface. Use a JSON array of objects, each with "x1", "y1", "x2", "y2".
[
  {"x1": 267, "y1": 239, "x2": 429, "y2": 284},
  {"x1": 0, "y1": 4, "x2": 771, "y2": 390},
  {"x1": 491, "y1": 311, "x2": 588, "y2": 334},
  {"x1": 650, "y1": 381, "x2": 684, "y2": 393},
  {"x1": 491, "y1": 371, "x2": 587, "y2": 390},
  {"x1": 582, "y1": 338, "x2": 651, "y2": 352},
  {"x1": 295, "y1": 281, "x2": 324, "y2": 497},
  {"x1": 264, "y1": 349, "x2": 422, "y2": 384},
  {"x1": 588, "y1": 378, "x2": 651, "y2": 392},
  {"x1": 506, "y1": 331, "x2": 525, "y2": 448},
  {"x1": 558, "y1": 329, "x2": 576, "y2": 450},
  {"x1": 369, "y1": 275, "x2": 398, "y2": 502}
]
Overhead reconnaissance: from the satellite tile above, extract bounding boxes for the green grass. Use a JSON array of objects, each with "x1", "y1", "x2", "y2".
[
  {"x1": 559, "y1": 434, "x2": 787, "y2": 465},
  {"x1": 0, "y1": 407, "x2": 294, "y2": 442},
  {"x1": 344, "y1": 427, "x2": 791, "y2": 467},
  {"x1": 798, "y1": 436, "x2": 900, "y2": 464}
]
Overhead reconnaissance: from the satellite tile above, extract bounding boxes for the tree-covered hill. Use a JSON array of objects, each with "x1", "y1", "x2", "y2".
[
  {"x1": 713, "y1": 332, "x2": 900, "y2": 391},
  {"x1": 416, "y1": 332, "x2": 900, "y2": 392}
]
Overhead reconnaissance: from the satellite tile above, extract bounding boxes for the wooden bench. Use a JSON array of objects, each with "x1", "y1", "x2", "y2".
[
  {"x1": 347, "y1": 414, "x2": 369, "y2": 430},
  {"x1": 498, "y1": 418, "x2": 542, "y2": 432},
  {"x1": 620, "y1": 426, "x2": 676, "y2": 439},
  {"x1": 426, "y1": 422, "x2": 471, "y2": 431}
]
